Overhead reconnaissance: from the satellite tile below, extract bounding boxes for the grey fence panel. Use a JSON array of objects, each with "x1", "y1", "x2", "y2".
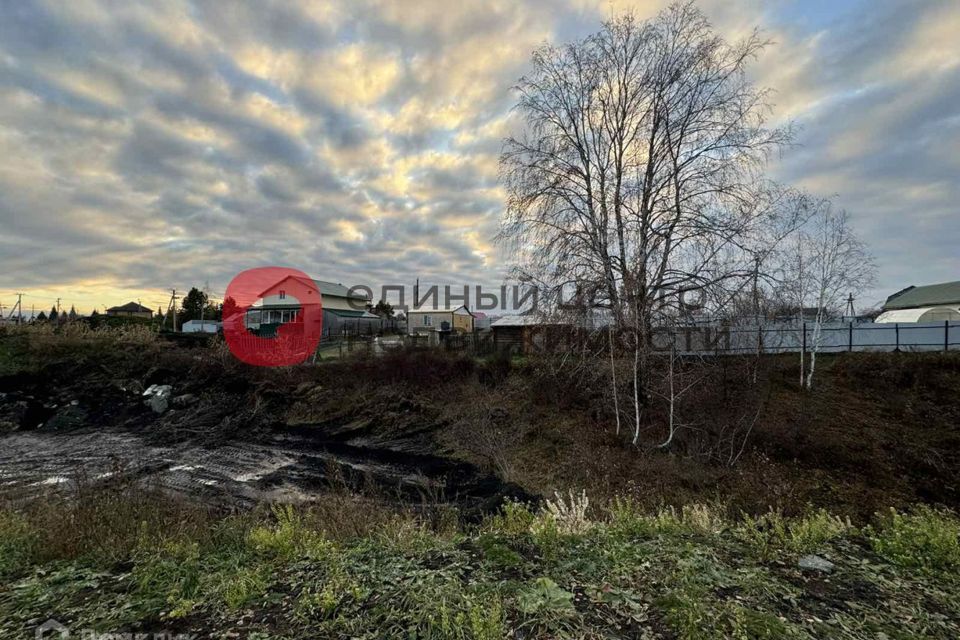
[{"x1": 675, "y1": 321, "x2": 959, "y2": 356}]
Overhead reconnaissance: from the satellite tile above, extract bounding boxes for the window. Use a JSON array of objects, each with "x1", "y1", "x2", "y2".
[
  {"x1": 424, "y1": 315, "x2": 432, "y2": 326},
  {"x1": 279, "y1": 290, "x2": 286, "y2": 299}
]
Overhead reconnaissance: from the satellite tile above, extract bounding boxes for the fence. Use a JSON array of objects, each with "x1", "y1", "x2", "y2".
[
  {"x1": 670, "y1": 320, "x2": 960, "y2": 356},
  {"x1": 215, "y1": 321, "x2": 960, "y2": 363}
]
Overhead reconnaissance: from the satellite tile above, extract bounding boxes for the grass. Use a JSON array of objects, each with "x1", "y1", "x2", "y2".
[
  {"x1": 1, "y1": 486, "x2": 958, "y2": 639},
  {"x1": 867, "y1": 506, "x2": 960, "y2": 571}
]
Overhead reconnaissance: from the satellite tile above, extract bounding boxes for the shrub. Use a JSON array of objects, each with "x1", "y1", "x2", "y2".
[
  {"x1": 867, "y1": 506, "x2": 960, "y2": 570},
  {"x1": 483, "y1": 499, "x2": 535, "y2": 536}
]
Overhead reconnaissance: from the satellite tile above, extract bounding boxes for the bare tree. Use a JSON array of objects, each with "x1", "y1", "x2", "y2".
[
  {"x1": 781, "y1": 203, "x2": 875, "y2": 389},
  {"x1": 499, "y1": 2, "x2": 806, "y2": 442}
]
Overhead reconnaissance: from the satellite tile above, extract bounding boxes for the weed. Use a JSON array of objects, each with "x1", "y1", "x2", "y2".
[
  {"x1": 2, "y1": 486, "x2": 960, "y2": 639},
  {"x1": 517, "y1": 577, "x2": 574, "y2": 614},
  {"x1": 608, "y1": 499, "x2": 725, "y2": 538},
  {"x1": 217, "y1": 565, "x2": 272, "y2": 610},
  {"x1": 483, "y1": 498, "x2": 535, "y2": 535},
  {"x1": 536, "y1": 490, "x2": 592, "y2": 535},
  {"x1": 737, "y1": 508, "x2": 852, "y2": 557},
  {"x1": 132, "y1": 538, "x2": 204, "y2": 616},
  {"x1": 0, "y1": 510, "x2": 37, "y2": 576},
  {"x1": 477, "y1": 534, "x2": 524, "y2": 570},
  {"x1": 866, "y1": 506, "x2": 960, "y2": 570},
  {"x1": 247, "y1": 504, "x2": 334, "y2": 560},
  {"x1": 375, "y1": 513, "x2": 445, "y2": 553},
  {"x1": 656, "y1": 549, "x2": 796, "y2": 640}
]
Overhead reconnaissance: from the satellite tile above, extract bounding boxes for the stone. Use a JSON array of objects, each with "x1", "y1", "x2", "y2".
[
  {"x1": 143, "y1": 384, "x2": 173, "y2": 413},
  {"x1": 43, "y1": 405, "x2": 87, "y2": 430},
  {"x1": 798, "y1": 554, "x2": 835, "y2": 572},
  {"x1": 172, "y1": 393, "x2": 198, "y2": 408},
  {"x1": 0, "y1": 400, "x2": 29, "y2": 432}
]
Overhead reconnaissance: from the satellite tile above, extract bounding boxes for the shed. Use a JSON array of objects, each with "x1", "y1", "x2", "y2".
[{"x1": 490, "y1": 316, "x2": 571, "y2": 353}]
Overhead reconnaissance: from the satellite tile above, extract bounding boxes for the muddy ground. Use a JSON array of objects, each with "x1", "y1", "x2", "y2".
[
  {"x1": 0, "y1": 346, "x2": 531, "y2": 517},
  {"x1": 4, "y1": 335, "x2": 960, "y2": 523}
]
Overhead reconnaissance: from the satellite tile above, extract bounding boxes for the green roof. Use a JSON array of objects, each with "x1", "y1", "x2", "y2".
[
  {"x1": 883, "y1": 280, "x2": 960, "y2": 310},
  {"x1": 312, "y1": 279, "x2": 369, "y2": 300}
]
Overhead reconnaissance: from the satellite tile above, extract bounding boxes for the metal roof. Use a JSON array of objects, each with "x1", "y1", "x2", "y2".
[
  {"x1": 490, "y1": 315, "x2": 569, "y2": 327},
  {"x1": 407, "y1": 305, "x2": 472, "y2": 315},
  {"x1": 327, "y1": 309, "x2": 380, "y2": 319},
  {"x1": 883, "y1": 280, "x2": 960, "y2": 310},
  {"x1": 311, "y1": 279, "x2": 369, "y2": 300}
]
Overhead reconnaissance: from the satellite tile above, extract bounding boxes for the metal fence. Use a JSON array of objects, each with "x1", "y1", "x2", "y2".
[
  {"x1": 669, "y1": 321, "x2": 960, "y2": 355},
  {"x1": 219, "y1": 321, "x2": 960, "y2": 362}
]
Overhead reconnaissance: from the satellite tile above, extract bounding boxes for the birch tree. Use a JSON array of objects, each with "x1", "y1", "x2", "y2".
[
  {"x1": 785, "y1": 204, "x2": 875, "y2": 389},
  {"x1": 499, "y1": 2, "x2": 806, "y2": 441}
]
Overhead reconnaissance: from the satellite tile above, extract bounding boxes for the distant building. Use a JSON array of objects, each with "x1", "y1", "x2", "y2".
[
  {"x1": 106, "y1": 302, "x2": 153, "y2": 319},
  {"x1": 472, "y1": 310, "x2": 491, "y2": 331},
  {"x1": 245, "y1": 276, "x2": 380, "y2": 337},
  {"x1": 406, "y1": 305, "x2": 474, "y2": 334},
  {"x1": 181, "y1": 319, "x2": 221, "y2": 334},
  {"x1": 875, "y1": 280, "x2": 960, "y2": 323},
  {"x1": 490, "y1": 315, "x2": 571, "y2": 353}
]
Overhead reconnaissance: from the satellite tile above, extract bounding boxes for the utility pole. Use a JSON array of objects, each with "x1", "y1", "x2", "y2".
[
  {"x1": 200, "y1": 280, "x2": 210, "y2": 330},
  {"x1": 6, "y1": 293, "x2": 24, "y2": 324},
  {"x1": 56, "y1": 298, "x2": 61, "y2": 316},
  {"x1": 166, "y1": 289, "x2": 179, "y2": 331}
]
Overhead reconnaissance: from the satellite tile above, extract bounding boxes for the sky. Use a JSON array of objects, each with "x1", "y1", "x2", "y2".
[{"x1": 1, "y1": 0, "x2": 958, "y2": 316}]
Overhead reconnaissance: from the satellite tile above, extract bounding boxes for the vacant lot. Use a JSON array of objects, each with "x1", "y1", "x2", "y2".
[{"x1": 1, "y1": 327, "x2": 959, "y2": 638}]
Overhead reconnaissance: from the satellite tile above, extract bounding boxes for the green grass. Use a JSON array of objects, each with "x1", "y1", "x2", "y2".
[
  {"x1": 866, "y1": 506, "x2": 960, "y2": 571},
  {"x1": 1, "y1": 493, "x2": 959, "y2": 639}
]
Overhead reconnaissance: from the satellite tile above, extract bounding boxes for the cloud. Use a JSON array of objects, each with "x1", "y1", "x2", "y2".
[{"x1": 0, "y1": 0, "x2": 957, "y2": 314}]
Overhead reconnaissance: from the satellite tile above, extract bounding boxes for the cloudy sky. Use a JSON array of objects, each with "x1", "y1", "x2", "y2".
[{"x1": 1, "y1": 0, "x2": 957, "y2": 315}]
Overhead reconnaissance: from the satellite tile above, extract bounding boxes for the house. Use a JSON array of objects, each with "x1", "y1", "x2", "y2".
[
  {"x1": 875, "y1": 280, "x2": 960, "y2": 323},
  {"x1": 472, "y1": 310, "x2": 492, "y2": 331},
  {"x1": 182, "y1": 319, "x2": 221, "y2": 334},
  {"x1": 490, "y1": 315, "x2": 571, "y2": 353},
  {"x1": 406, "y1": 305, "x2": 474, "y2": 334},
  {"x1": 244, "y1": 276, "x2": 380, "y2": 337},
  {"x1": 106, "y1": 302, "x2": 153, "y2": 319}
]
